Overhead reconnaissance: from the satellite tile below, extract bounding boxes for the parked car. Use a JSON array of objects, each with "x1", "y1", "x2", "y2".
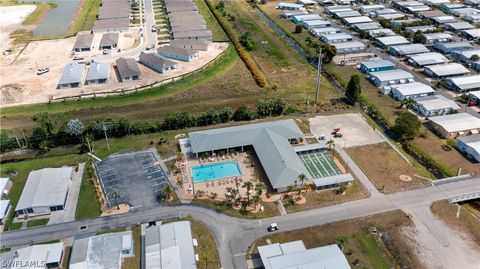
[
  {"x1": 73, "y1": 55, "x2": 84, "y2": 61},
  {"x1": 102, "y1": 49, "x2": 108, "y2": 55},
  {"x1": 268, "y1": 223, "x2": 279, "y2": 232},
  {"x1": 151, "y1": 25, "x2": 158, "y2": 32},
  {"x1": 36, "y1": 67, "x2": 50, "y2": 75}
]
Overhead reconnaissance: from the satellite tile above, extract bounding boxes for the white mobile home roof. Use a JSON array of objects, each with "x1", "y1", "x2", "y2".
[
  {"x1": 431, "y1": 15, "x2": 457, "y2": 24},
  {"x1": 377, "y1": 13, "x2": 406, "y2": 20},
  {"x1": 376, "y1": 35, "x2": 409, "y2": 46},
  {"x1": 334, "y1": 10, "x2": 361, "y2": 18},
  {"x1": 415, "y1": 95, "x2": 460, "y2": 111},
  {"x1": 424, "y1": 63, "x2": 470, "y2": 77},
  {"x1": 16, "y1": 167, "x2": 72, "y2": 211},
  {"x1": 370, "y1": 69, "x2": 414, "y2": 82},
  {"x1": 333, "y1": 41, "x2": 366, "y2": 50},
  {"x1": 359, "y1": 4, "x2": 385, "y2": 13},
  {"x1": 407, "y1": 52, "x2": 449, "y2": 66},
  {"x1": 310, "y1": 27, "x2": 341, "y2": 35},
  {"x1": 352, "y1": 22, "x2": 381, "y2": 31},
  {"x1": 390, "y1": 43, "x2": 430, "y2": 56},
  {"x1": 448, "y1": 75, "x2": 480, "y2": 91},
  {"x1": 446, "y1": 21, "x2": 475, "y2": 30},
  {"x1": 303, "y1": 20, "x2": 331, "y2": 28},
  {"x1": 0, "y1": 178, "x2": 9, "y2": 194},
  {"x1": 368, "y1": 28, "x2": 396, "y2": 37},
  {"x1": 457, "y1": 135, "x2": 480, "y2": 159},
  {"x1": 424, "y1": 32, "x2": 453, "y2": 42},
  {"x1": 451, "y1": 49, "x2": 480, "y2": 62},
  {"x1": 430, "y1": 113, "x2": 480, "y2": 133},
  {"x1": 0, "y1": 200, "x2": 10, "y2": 220},
  {"x1": 391, "y1": 82, "x2": 435, "y2": 96},
  {"x1": 321, "y1": 33, "x2": 352, "y2": 41},
  {"x1": 405, "y1": 25, "x2": 436, "y2": 33},
  {"x1": 1, "y1": 243, "x2": 64, "y2": 267},
  {"x1": 292, "y1": 14, "x2": 322, "y2": 22},
  {"x1": 343, "y1": 16, "x2": 373, "y2": 24},
  {"x1": 361, "y1": 59, "x2": 395, "y2": 69},
  {"x1": 277, "y1": 2, "x2": 304, "y2": 9},
  {"x1": 258, "y1": 241, "x2": 350, "y2": 269}
]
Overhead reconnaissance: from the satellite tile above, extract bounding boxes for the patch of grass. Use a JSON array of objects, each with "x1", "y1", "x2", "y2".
[
  {"x1": 190, "y1": 219, "x2": 221, "y2": 269},
  {"x1": 1, "y1": 154, "x2": 88, "y2": 230},
  {"x1": 27, "y1": 218, "x2": 49, "y2": 228},
  {"x1": 96, "y1": 227, "x2": 127, "y2": 235},
  {"x1": 355, "y1": 232, "x2": 397, "y2": 269},
  {"x1": 195, "y1": 0, "x2": 228, "y2": 41},
  {"x1": 69, "y1": 0, "x2": 101, "y2": 33},
  {"x1": 7, "y1": 222, "x2": 22, "y2": 231},
  {"x1": 0, "y1": 248, "x2": 11, "y2": 254},
  {"x1": 122, "y1": 225, "x2": 141, "y2": 269},
  {"x1": 75, "y1": 162, "x2": 102, "y2": 220},
  {"x1": 192, "y1": 199, "x2": 279, "y2": 219}
]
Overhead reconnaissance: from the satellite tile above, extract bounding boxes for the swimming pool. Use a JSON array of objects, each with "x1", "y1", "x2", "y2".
[{"x1": 191, "y1": 161, "x2": 242, "y2": 182}]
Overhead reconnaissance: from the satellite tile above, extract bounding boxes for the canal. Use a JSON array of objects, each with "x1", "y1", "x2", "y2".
[{"x1": 25, "y1": 0, "x2": 81, "y2": 36}]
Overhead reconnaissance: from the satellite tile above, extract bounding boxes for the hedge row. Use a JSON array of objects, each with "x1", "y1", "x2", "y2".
[
  {"x1": 405, "y1": 143, "x2": 456, "y2": 178},
  {"x1": 205, "y1": 0, "x2": 268, "y2": 88}
]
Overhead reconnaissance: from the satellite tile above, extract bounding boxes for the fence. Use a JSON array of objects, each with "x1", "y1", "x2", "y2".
[{"x1": 50, "y1": 45, "x2": 231, "y2": 102}]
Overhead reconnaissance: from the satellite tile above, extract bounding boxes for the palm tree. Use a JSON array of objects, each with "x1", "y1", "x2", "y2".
[
  {"x1": 326, "y1": 139, "x2": 335, "y2": 151},
  {"x1": 210, "y1": 192, "x2": 218, "y2": 200},
  {"x1": 162, "y1": 185, "x2": 173, "y2": 201},
  {"x1": 201, "y1": 251, "x2": 211, "y2": 269},
  {"x1": 252, "y1": 194, "x2": 260, "y2": 207},
  {"x1": 109, "y1": 188, "x2": 123, "y2": 209},
  {"x1": 255, "y1": 183, "x2": 265, "y2": 197},
  {"x1": 230, "y1": 188, "x2": 240, "y2": 206},
  {"x1": 242, "y1": 181, "x2": 253, "y2": 204},
  {"x1": 298, "y1": 173, "x2": 307, "y2": 197},
  {"x1": 400, "y1": 98, "x2": 415, "y2": 110}
]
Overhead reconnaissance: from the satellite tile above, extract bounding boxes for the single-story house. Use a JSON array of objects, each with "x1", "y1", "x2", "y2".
[
  {"x1": 464, "y1": 14, "x2": 480, "y2": 23},
  {"x1": 459, "y1": 29, "x2": 480, "y2": 41},
  {"x1": 0, "y1": 177, "x2": 12, "y2": 197},
  {"x1": 57, "y1": 63, "x2": 86, "y2": 89},
  {"x1": 358, "y1": 4, "x2": 385, "y2": 14},
  {"x1": 171, "y1": 24, "x2": 208, "y2": 33},
  {"x1": 423, "y1": 33, "x2": 453, "y2": 45},
  {"x1": 334, "y1": 10, "x2": 361, "y2": 19},
  {"x1": 433, "y1": 41, "x2": 473, "y2": 54},
  {"x1": 359, "y1": 59, "x2": 395, "y2": 73},
  {"x1": 85, "y1": 62, "x2": 110, "y2": 84},
  {"x1": 310, "y1": 27, "x2": 341, "y2": 36},
  {"x1": 169, "y1": 39, "x2": 210, "y2": 51},
  {"x1": 368, "y1": 28, "x2": 396, "y2": 38},
  {"x1": 472, "y1": 61, "x2": 480, "y2": 72},
  {"x1": 291, "y1": 14, "x2": 322, "y2": 24},
  {"x1": 419, "y1": 10, "x2": 447, "y2": 19},
  {"x1": 99, "y1": 32, "x2": 119, "y2": 50},
  {"x1": 389, "y1": 44, "x2": 430, "y2": 57},
  {"x1": 258, "y1": 241, "x2": 350, "y2": 269},
  {"x1": 70, "y1": 231, "x2": 133, "y2": 268},
  {"x1": 457, "y1": 135, "x2": 480, "y2": 162},
  {"x1": 430, "y1": 15, "x2": 457, "y2": 25},
  {"x1": 343, "y1": 16, "x2": 373, "y2": 25},
  {"x1": 445, "y1": 21, "x2": 474, "y2": 31},
  {"x1": 369, "y1": 8, "x2": 398, "y2": 18},
  {"x1": 425, "y1": 0, "x2": 450, "y2": 6},
  {"x1": 375, "y1": 35, "x2": 409, "y2": 48},
  {"x1": 451, "y1": 49, "x2": 480, "y2": 63},
  {"x1": 469, "y1": 91, "x2": 480, "y2": 105},
  {"x1": 303, "y1": 20, "x2": 331, "y2": 30},
  {"x1": 0, "y1": 200, "x2": 11, "y2": 225},
  {"x1": 351, "y1": 22, "x2": 381, "y2": 31},
  {"x1": 332, "y1": 41, "x2": 366, "y2": 54},
  {"x1": 0, "y1": 243, "x2": 64, "y2": 268},
  {"x1": 325, "y1": 6, "x2": 352, "y2": 15},
  {"x1": 405, "y1": 25, "x2": 436, "y2": 34},
  {"x1": 377, "y1": 13, "x2": 406, "y2": 20},
  {"x1": 390, "y1": 18, "x2": 422, "y2": 28},
  {"x1": 413, "y1": 95, "x2": 460, "y2": 117},
  {"x1": 429, "y1": 113, "x2": 480, "y2": 138},
  {"x1": 145, "y1": 221, "x2": 197, "y2": 269},
  {"x1": 93, "y1": 18, "x2": 129, "y2": 33},
  {"x1": 320, "y1": 33, "x2": 352, "y2": 44},
  {"x1": 139, "y1": 52, "x2": 177, "y2": 74},
  {"x1": 446, "y1": 75, "x2": 480, "y2": 93},
  {"x1": 281, "y1": 9, "x2": 308, "y2": 18},
  {"x1": 276, "y1": 2, "x2": 305, "y2": 10},
  {"x1": 115, "y1": 57, "x2": 141, "y2": 82},
  {"x1": 390, "y1": 82, "x2": 435, "y2": 100},
  {"x1": 72, "y1": 34, "x2": 94, "y2": 52},
  {"x1": 424, "y1": 63, "x2": 470, "y2": 79},
  {"x1": 440, "y1": 3, "x2": 465, "y2": 12},
  {"x1": 452, "y1": 8, "x2": 480, "y2": 17},
  {"x1": 157, "y1": 45, "x2": 198, "y2": 62},
  {"x1": 15, "y1": 167, "x2": 73, "y2": 218},
  {"x1": 406, "y1": 52, "x2": 449, "y2": 68},
  {"x1": 173, "y1": 30, "x2": 213, "y2": 41},
  {"x1": 369, "y1": 69, "x2": 414, "y2": 87}
]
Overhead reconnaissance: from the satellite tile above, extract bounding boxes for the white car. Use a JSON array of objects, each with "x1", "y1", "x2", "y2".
[
  {"x1": 102, "y1": 49, "x2": 108, "y2": 55},
  {"x1": 268, "y1": 223, "x2": 279, "y2": 232},
  {"x1": 36, "y1": 67, "x2": 50, "y2": 75}
]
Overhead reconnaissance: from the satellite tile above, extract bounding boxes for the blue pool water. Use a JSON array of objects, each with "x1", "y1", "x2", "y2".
[{"x1": 192, "y1": 161, "x2": 242, "y2": 182}]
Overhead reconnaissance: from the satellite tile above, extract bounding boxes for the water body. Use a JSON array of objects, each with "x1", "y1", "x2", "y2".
[{"x1": 25, "y1": 0, "x2": 81, "y2": 36}]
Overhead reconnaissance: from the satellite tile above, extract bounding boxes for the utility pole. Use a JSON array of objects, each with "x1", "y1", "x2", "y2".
[
  {"x1": 102, "y1": 124, "x2": 110, "y2": 151},
  {"x1": 305, "y1": 90, "x2": 310, "y2": 114},
  {"x1": 314, "y1": 47, "x2": 322, "y2": 104}
]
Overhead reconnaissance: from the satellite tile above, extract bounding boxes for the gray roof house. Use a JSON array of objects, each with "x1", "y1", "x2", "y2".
[
  {"x1": 188, "y1": 120, "x2": 311, "y2": 192},
  {"x1": 169, "y1": 39, "x2": 210, "y2": 51},
  {"x1": 58, "y1": 63, "x2": 86, "y2": 89},
  {"x1": 15, "y1": 167, "x2": 73, "y2": 217},
  {"x1": 158, "y1": 46, "x2": 199, "y2": 62},
  {"x1": 99, "y1": 32, "x2": 119, "y2": 50},
  {"x1": 424, "y1": 63, "x2": 470, "y2": 79},
  {"x1": 446, "y1": 74, "x2": 480, "y2": 92},
  {"x1": 413, "y1": 95, "x2": 460, "y2": 117},
  {"x1": 173, "y1": 30, "x2": 213, "y2": 41},
  {"x1": 406, "y1": 52, "x2": 449, "y2": 68},
  {"x1": 145, "y1": 221, "x2": 196, "y2": 269},
  {"x1": 1, "y1": 243, "x2": 65, "y2": 269},
  {"x1": 73, "y1": 34, "x2": 94, "y2": 52},
  {"x1": 86, "y1": 62, "x2": 110, "y2": 84},
  {"x1": 433, "y1": 41, "x2": 473, "y2": 54},
  {"x1": 93, "y1": 18, "x2": 130, "y2": 33},
  {"x1": 115, "y1": 57, "x2": 141, "y2": 82},
  {"x1": 139, "y1": 52, "x2": 177, "y2": 74},
  {"x1": 258, "y1": 241, "x2": 350, "y2": 269},
  {"x1": 369, "y1": 69, "x2": 415, "y2": 87}
]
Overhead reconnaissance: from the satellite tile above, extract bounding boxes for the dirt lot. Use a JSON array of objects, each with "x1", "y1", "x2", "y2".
[
  {"x1": 0, "y1": 5, "x2": 36, "y2": 51},
  {"x1": 346, "y1": 142, "x2": 430, "y2": 193},
  {"x1": 0, "y1": 34, "x2": 228, "y2": 106},
  {"x1": 309, "y1": 113, "x2": 384, "y2": 147},
  {"x1": 250, "y1": 210, "x2": 422, "y2": 269}
]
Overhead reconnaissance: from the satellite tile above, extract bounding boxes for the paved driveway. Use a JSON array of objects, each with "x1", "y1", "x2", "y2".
[{"x1": 309, "y1": 113, "x2": 384, "y2": 148}]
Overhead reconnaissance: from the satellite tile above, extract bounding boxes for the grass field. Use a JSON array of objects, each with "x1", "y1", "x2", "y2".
[
  {"x1": 121, "y1": 225, "x2": 141, "y2": 269},
  {"x1": 299, "y1": 151, "x2": 341, "y2": 178},
  {"x1": 75, "y1": 162, "x2": 102, "y2": 220},
  {"x1": 69, "y1": 0, "x2": 101, "y2": 33},
  {"x1": 346, "y1": 143, "x2": 430, "y2": 193},
  {"x1": 251, "y1": 210, "x2": 419, "y2": 268},
  {"x1": 190, "y1": 219, "x2": 221, "y2": 269},
  {"x1": 27, "y1": 218, "x2": 49, "y2": 228}
]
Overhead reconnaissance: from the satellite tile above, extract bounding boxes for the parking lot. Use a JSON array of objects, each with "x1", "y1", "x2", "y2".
[
  {"x1": 95, "y1": 150, "x2": 169, "y2": 208},
  {"x1": 309, "y1": 113, "x2": 384, "y2": 148}
]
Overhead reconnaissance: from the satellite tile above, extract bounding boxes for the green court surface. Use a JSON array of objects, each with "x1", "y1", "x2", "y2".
[{"x1": 299, "y1": 151, "x2": 341, "y2": 179}]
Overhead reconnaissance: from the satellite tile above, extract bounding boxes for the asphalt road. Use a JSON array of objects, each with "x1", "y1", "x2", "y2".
[{"x1": 2, "y1": 177, "x2": 479, "y2": 268}]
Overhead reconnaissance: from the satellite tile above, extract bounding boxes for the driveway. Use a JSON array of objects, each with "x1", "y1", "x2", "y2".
[{"x1": 309, "y1": 113, "x2": 384, "y2": 148}]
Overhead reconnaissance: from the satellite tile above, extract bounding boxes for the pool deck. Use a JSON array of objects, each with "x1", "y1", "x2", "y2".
[{"x1": 179, "y1": 152, "x2": 259, "y2": 199}]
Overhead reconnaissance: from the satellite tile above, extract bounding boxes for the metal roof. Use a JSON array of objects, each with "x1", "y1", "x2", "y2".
[
  {"x1": 343, "y1": 16, "x2": 372, "y2": 24},
  {"x1": 391, "y1": 82, "x2": 435, "y2": 96},
  {"x1": 431, "y1": 15, "x2": 457, "y2": 23},
  {"x1": 448, "y1": 74, "x2": 480, "y2": 90},
  {"x1": 430, "y1": 113, "x2": 480, "y2": 132},
  {"x1": 70, "y1": 231, "x2": 132, "y2": 269},
  {"x1": 312, "y1": 173, "x2": 354, "y2": 187},
  {"x1": 16, "y1": 167, "x2": 72, "y2": 211},
  {"x1": 333, "y1": 41, "x2": 366, "y2": 49},
  {"x1": 258, "y1": 242, "x2": 350, "y2": 269},
  {"x1": 100, "y1": 33, "x2": 119, "y2": 47},
  {"x1": 405, "y1": 25, "x2": 436, "y2": 33},
  {"x1": 145, "y1": 221, "x2": 196, "y2": 269},
  {"x1": 376, "y1": 35, "x2": 409, "y2": 46},
  {"x1": 414, "y1": 95, "x2": 460, "y2": 111},
  {"x1": 0, "y1": 200, "x2": 10, "y2": 220},
  {"x1": 115, "y1": 57, "x2": 141, "y2": 78},
  {"x1": 446, "y1": 21, "x2": 474, "y2": 30},
  {"x1": 1, "y1": 243, "x2": 64, "y2": 268},
  {"x1": 0, "y1": 177, "x2": 9, "y2": 193},
  {"x1": 73, "y1": 34, "x2": 93, "y2": 49},
  {"x1": 140, "y1": 52, "x2": 177, "y2": 68},
  {"x1": 407, "y1": 52, "x2": 449, "y2": 66},
  {"x1": 424, "y1": 32, "x2": 453, "y2": 40},
  {"x1": 424, "y1": 63, "x2": 470, "y2": 77},
  {"x1": 58, "y1": 63, "x2": 85, "y2": 85},
  {"x1": 86, "y1": 62, "x2": 110, "y2": 81},
  {"x1": 458, "y1": 135, "x2": 480, "y2": 152},
  {"x1": 433, "y1": 41, "x2": 472, "y2": 51},
  {"x1": 361, "y1": 59, "x2": 395, "y2": 69},
  {"x1": 390, "y1": 43, "x2": 430, "y2": 55},
  {"x1": 352, "y1": 22, "x2": 381, "y2": 30},
  {"x1": 189, "y1": 120, "x2": 310, "y2": 190},
  {"x1": 370, "y1": 69, "x2": 414, "y2": 82}
]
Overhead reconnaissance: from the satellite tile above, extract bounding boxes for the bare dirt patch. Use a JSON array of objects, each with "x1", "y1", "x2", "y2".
[
  {"x1": 346, "y1": 142, "x2": 430, "y2": 193},
  {"x1": 0, "y1": 5, "x2": 36, "y2": 51}
]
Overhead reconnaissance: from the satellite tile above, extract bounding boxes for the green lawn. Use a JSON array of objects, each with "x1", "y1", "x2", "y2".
[
  {"x1": 1, "y1": 154, "x2": 88, "y2": 230},
  {"x1": 69, "y1": 0, "x2": 101, "y2": 33},
  {"x1": 355, "y1": 232, "x2": 397, "y2": 269},
  {"x1": 7, "y1": 222, "x2": 23, "y2": 231},
  {"x1": 75, "y1": 162, "x2": 102, "y2": 220},
  {"x1": 27, "y1": 218, "x2": 49, "y2": 228},
  {"x1": 121, "y1": 226, "x2": 141, "y2": 269}
]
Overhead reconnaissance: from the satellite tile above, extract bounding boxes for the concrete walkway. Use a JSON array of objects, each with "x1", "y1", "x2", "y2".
[
  {"x1": 336, "y1": 147, "x2": 383, "y2": 198},
  {"x1": 49, "y1": 163, "x2": 85, "y2": 225}
]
